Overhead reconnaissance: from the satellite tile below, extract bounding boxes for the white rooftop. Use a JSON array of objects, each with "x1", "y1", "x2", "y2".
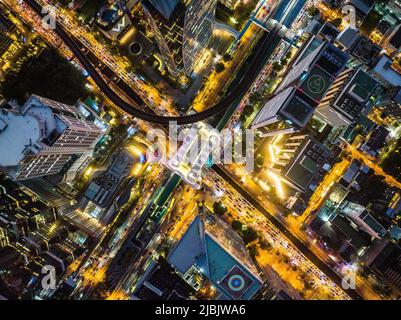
[
  {"x1": 0, "y1": 110, "x2": 41, "y2": 167},
  {"x1": 372, "y1": 55, "x2": 401, "y2": 87}
]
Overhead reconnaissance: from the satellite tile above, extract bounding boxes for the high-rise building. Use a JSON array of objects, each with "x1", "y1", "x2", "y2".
[
  {"x1": 271, "y1": 134, "x2": 331, "y2": 192},
  {"x1": 0, "y1": 95, "x2": 102, "y2": 180},
  {"x1": 168, "y1": 213, "x2": 262, "y2": 300},
  {"x1": 364, "y1": 239, "x2": 401, "y2": 291},
  {"x1": 348, "y1": 35, "x2": 382, "y2": 68},
  {"x1": 316, "y1": 68, "x2": 381, "y2": 126},
  {"x1": 377, "y1": 86, "x2": 401, "y2": 122},
  {"x1": 370, "y1": 55, "x2": 401, "y2": 88},
  {"x1": 85, "y1": 149, "x2": 135, "y2": 209},
  {"x1": 133, "y1": 258, "x2": 194, "y2": 300},
  {"x1": 252, "y1": 39, "x2": 349, "y2": 137},
  {"x1": 339, "y1": 201, "x2": 387, "y2": 239},
  {"x1": 343, "y1": 0, "x2": 376, "y2": 21},
  {"x1": 141, "y1": 0, "x2": 217, "y2": 78}
]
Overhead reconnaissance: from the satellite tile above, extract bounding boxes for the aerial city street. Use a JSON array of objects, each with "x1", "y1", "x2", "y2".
[{"x1": 1, "y1": 0, "x2": 401, "y2": 303}]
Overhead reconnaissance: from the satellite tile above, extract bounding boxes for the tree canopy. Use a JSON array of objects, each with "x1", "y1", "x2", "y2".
[
  {"x1": 213, "y1": 201, "x2": 228, "y2": 216},
  {"x1": 1, "y1": 48, "x2": 89, "y2": 105},
  {"x1": 231, "y1": 220, "x2": 244, "y2": 232},
  {"x1": 215, "y1": 62, "x2": 226, "y2": 74},
  {"x1": 331, "y1": 18, "x2": 342, "y2": 28}
]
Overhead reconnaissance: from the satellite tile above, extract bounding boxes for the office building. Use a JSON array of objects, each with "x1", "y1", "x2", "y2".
[
  {"x1": 377, "y1": 86, "x2": 401, "y2": 122},
  {"x1": 271, "y1": 134, "x2": 331, "y2": 192},
  {"x1": 0, "y1": 11, "x2": 15, "y2": 59},
  {"x1": 385, "y1": 25, "x2": 401, "y2": 52},
  {"x1": 360, "y1": 125, "x2": 389, "y2": 157},
  {"x1": 309, "y1": 199, "x2": 373, "y2": 263},
  {"x1": 364, "y1": 239, "x2": 401, "y2": 291},
  {"x1": 342, "y1": 0, "x2": 375, "y2": 21},
  {"x1": 168, "y1": 213, "x2": 262, "y2": 300},
  {"x1": 0, "y1": 8, "x2": 26, "y2": 74},
  {"x1": 218, "y1": 0, "x2": 239, "y2": 11},
  {"x1": 316, "y1": 68, "x2": 381, "y2": 126},
  {"x1": 348, "y1": 35, "x2": 382, "y2": 68},
  {"x1": 252, "y1": 39, "x2": 349, "y2": 137},
  {"x1": 0, "y1": 173, "x2": 54, "y2": 242},
  {"x1": 339, "y1": 201, "x2": 387, "y2": 239},
  {"x1": 141, "y1": 0, "x2": 217, "y2": 78},
  {"x1": 85, "y1": 149, "x2": 136, "y2": 209},
  {"x1": 0, "y1": 95, "x2": 102, "y2": 180},
  {"x1": 335, "y1": 27, "x2": 359, "y2": 51},
  {"x1": 133, "y1": 258, "x2": 194, "y2": 300}
]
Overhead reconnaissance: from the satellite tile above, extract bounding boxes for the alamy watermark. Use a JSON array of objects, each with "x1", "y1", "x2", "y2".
[
  {"x1": 146, "y1": 121, "x2": 255, "y2": 174},
  {"x1": 41, "y1": 4, "x2": 56, "y2": 30},
  {"x1": 41, "y1": 265, "x2": 57, "y2": 290}
]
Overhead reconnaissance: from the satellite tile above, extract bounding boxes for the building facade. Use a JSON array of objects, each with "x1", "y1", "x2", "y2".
[
  {"x1": 271, "y1": 134, "x2": 331, "y2": 192},
  {"x1": 252, "y1": 38, "x2": 349, "y2": 137},
  {"x1": 316, "y1": 68, "x2": 381, "y2": 126},
  {"x1": 142, "y1": 0, "x2": 217, "y2": 78}
]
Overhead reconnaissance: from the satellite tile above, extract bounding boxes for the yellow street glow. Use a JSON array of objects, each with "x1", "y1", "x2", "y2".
[
  {"x1": 128, "y1": 145, "x2": 144, "y2": 158},
  {"x1": 84, "y1": 166, "x2": 93, "y2": 177},
  {"x1": 258, "y1": 180, "x2": 271, "y2": 192},
  {"x1": 131, "y1": 163, "x2": 143, "y2": 176},
  {"x1": 268, "y1": 171, "x2": 285, "y2": 199}
]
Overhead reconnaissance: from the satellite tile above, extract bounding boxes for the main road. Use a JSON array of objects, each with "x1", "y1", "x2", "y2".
[{"x1": 210, "y1": 165, "x2": 361, "y2": 300}]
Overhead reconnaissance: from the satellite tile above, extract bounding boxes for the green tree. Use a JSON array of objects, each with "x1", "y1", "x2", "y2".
[
  {"x1": 240, "y1": 104, "x2": 255, "y2": 122},
  {"x1": 231, "y1": 220, "x2": 244, "y2": 232},
  {"x1": 259, "y1": 239, "x2": 272, "y2": 251},
  {"x1": 307, "y1": 7, "x2": 319, "y2": 17},
  {"x1": 1, "y1": 48, "x2": 89, "y2": 105},
  {"x1": 249, "y1": 92, "x2": 263, "y2": 105},
  {"x1": 243, "y1": 104, "x2": 254, "y2": 116},
  {"x1": 215, "y1": 62, "x2": 225, "y2": 73},
  {"x1": 213, "y1": 202, "x2": 227, "y2": 216},
  {"x1": 233, "y1": 0, "x2": 258, "y2": 28},
  {"x1": 247, "y1": 244, "x2": 259, "y2": 259}
]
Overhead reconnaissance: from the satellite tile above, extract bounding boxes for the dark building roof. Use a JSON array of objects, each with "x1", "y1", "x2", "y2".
[
  {"x1": 134, "y1": 258, "x2": 193, "y2": 300},
  {"x1": 350, "y1": 36, "x2": 382, "y2": 66},
  {"x1": 389, "y1": 27, "x2": 401, "y2": 50},
  {"x1": 147, "y1": 0, "x2": 180, "y2": 20}
]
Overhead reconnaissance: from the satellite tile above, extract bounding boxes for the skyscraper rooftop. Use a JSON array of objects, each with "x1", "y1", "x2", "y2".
[
  {"x1": 168, "y1": 213, "x2": 262, "y2": 300},
  {"x1": 0, "y1": 95, "x2": 101, "y2": 180},
  {"x1": 147, "y1": 0, "x2": 180, "y2": 20}
]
